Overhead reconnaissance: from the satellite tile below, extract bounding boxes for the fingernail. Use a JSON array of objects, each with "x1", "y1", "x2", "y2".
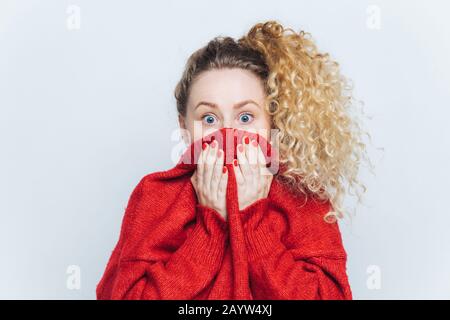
[
  {"x1": 211, "y1": 140, "x2": 217, "y2": 148},
  {"x1": 202, "y1": 142, "x2": 208, "y2": 150},
  {"x1": 238, "y1": 144, "x2": 244, "y2": 153},
  {"x1": 251, "y1": 140, "x2": 258, "y2": 147},
  {"x1": 222, "y1": 166, "x2": 227, "y2": 173},
  {"x1": 244, "y1": 136, "x2": 250, "y2": 144},
  {"x1": 233, "y1": 159, "x2": 238, "y2": 167}
]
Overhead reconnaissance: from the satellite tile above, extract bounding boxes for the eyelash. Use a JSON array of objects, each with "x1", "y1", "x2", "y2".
[{"x1": 202, "y1": 113, "x2": 254, "y2": 125}]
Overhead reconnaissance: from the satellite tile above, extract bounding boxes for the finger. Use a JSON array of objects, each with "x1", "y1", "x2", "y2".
[
  {"x1": 204, "y1": 141, "x2": 218, "y2": 190},
  {"x1": 255, "y1": 143, "x2": 273, "y2": 198},
  {"x1": 248, "y1": 139, "x2": 259, "y2": 172},
  {"x1": 256, "y1": 142, "x2": 272, "y2": 177},
  {"x1": 237, "y1": 137, "x2": 251, "y2": 181},
  {"x1": 190, "y1": 173, "x2": 196, "y2": 192},
  {"x1": 197, "y1": 143, "x2": 207, "y2": 191},
  {"x1": 247, "y1": 138, "x2": 262, "y2": 190},
  {"x1": 211, "y1": 148, "x2": 224, "y2": 198},
  {"x1": 266, "y1": 174, "x2": 274, "y2": 195},
  {"x1": 232, "y1": 158, "x2": 245, "y2": 186},
  {"x1": 218, "y1": 165, "x2": 228, "y2": 199}
]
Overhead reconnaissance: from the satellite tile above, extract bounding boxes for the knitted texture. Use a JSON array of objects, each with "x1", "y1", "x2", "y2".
[{"x1": 96, "y1": 127, "x2": 352, "y2": 300}]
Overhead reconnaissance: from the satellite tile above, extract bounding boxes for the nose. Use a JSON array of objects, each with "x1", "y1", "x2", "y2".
[
  {"x1": 221, "y1": 114, "x2": 238, "y2": 129},
  {"x1": 221, "y1": 120, "x2": 233, "y2": 129}
]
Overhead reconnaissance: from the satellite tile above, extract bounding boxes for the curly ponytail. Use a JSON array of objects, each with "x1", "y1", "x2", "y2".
[{"x1": 237, "y1": 21, "x2": 374, "y2": 223}]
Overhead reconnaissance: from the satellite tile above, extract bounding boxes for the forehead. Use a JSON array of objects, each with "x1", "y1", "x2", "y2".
[{"x1": 188, "y1": 68, "x2": 266, "y2": 105}]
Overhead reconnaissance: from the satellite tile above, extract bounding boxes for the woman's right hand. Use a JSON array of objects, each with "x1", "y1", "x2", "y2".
[{"x1": 190, "y1": 140, "x2": 228, "y2": 221}]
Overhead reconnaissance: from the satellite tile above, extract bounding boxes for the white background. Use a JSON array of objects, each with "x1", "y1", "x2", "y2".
[{"x1": 1, "y1": 0, "x2": 449, "y2": 299}]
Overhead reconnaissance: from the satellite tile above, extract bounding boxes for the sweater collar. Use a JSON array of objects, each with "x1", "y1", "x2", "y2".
[{"x1": 175, "y1": 127, "x2": 281, "y2": 175}]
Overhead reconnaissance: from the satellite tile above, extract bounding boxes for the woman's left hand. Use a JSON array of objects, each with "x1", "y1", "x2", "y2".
[{"x1": 233, "y1": 135, "x2": 274, "y2": 211}]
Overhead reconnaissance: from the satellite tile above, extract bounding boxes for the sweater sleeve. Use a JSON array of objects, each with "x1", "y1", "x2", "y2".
[
  {"x1": 96, "y1": 178, "x2": 229, "y2": 300},
  {"x1": 239, "y1": 197, "x2": 352, "y2": 300}
]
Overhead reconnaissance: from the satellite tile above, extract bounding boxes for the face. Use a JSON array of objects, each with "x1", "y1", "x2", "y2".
[{"x1": 179, "y1": 68, "x2": 272, "y2": 144}]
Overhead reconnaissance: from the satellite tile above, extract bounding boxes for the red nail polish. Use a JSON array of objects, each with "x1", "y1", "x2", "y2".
[
  {"x1": 244, "y1": 136, "x2": 250, "y2": 144},
  {"x1": 222, "y1": 166, "x2": 227, "y2": 173},
  {"x1": 202, "y1": 142, "x2": 208, "y2": 150},
  {"x1": 233, "y1": 159, "x2": 238, "y2": 166},
  {"x1": 238, "y1": 144, "x2": 244, "y2": 153}
]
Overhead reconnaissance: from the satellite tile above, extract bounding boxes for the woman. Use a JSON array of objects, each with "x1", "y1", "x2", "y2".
[{"x1": 96, "y1": 20, "x2": 370, "y2": 300}]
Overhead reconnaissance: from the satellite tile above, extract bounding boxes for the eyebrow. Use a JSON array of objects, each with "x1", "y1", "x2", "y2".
[{"x1": 194, "y1": 99, "x2": 260, "y2": 110}]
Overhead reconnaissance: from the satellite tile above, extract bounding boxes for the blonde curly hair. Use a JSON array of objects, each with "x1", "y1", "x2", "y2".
[{"x1": 175, "y1": 20, "x2": 375, "y2": 223}]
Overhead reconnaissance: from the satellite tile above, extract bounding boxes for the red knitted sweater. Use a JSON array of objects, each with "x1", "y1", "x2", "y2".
[{"x1": 96, "y1": 127, "x2": 352, "y2": 300}]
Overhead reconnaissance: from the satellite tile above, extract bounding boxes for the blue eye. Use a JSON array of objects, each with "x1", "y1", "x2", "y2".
[
  {"x1": 239, "y1": 113, "x2": 253, "y2": 124},
  {"x1": 202, "y1": 114, "x2": 217, "y2": 125}
]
